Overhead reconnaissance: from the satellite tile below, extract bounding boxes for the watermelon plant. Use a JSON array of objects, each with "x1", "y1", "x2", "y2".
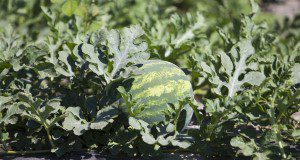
[{"x1": 0, "y1": 0, "x2": 299, "y2": 159}]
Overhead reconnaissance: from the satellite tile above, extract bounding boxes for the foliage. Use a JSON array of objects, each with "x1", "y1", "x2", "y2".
[{"x1": 0, "y1": 0, "x2": 299, "y2": 159}]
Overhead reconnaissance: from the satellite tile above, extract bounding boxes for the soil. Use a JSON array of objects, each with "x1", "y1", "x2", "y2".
[
  {"x1": 1, "y1": 151, "x2": 204, "y2": 160},
  {"x1": 261, "y1": 0, "x2": 300, "y2": 19}
]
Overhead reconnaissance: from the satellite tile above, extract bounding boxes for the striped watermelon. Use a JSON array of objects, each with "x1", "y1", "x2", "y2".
[{"x1": 126, "y1": 60, "x2": 194, "y2": 124}]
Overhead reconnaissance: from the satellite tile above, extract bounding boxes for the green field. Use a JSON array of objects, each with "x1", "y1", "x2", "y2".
[{"x1": 0, "y1": 0, "x2": 299, "y2": 159}]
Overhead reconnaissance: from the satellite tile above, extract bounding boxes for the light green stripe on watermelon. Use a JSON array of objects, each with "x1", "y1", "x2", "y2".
[
  {"x1": 126, "y1": 60, "x2": 193, "y2": 124},
  {"x1": 130, "y1": 74, "x2": 188, "y2": 95},
  {"x1": 130, "y1": 67, "x2": 185, "y2": 91},
  {"x1": 133, "y1": 79, "x2": 191, "y2": 99}
]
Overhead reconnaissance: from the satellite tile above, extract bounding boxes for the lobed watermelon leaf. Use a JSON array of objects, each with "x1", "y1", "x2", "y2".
[
  {"x1": 79, "y1": 25, "x2": 149, "y2": 84},
  {"x1": 106, "y1": 25, "x2": 149, "y2": 82},
  {"x1": 144, "y1": 12, "x2": 205, "y2": 57},
  {"x1": 0, "y1": 96, "x2": 21, "y2": 125},
  {"x1": 63, "y1": 106, "x2": 119, "y2": 135},
  {"x1": 128, "y1": 117, "x2": 191, "y2": 148},
  {"x1": 200, "y1": 40, "x2": 265, "y2": 97},
  {"x1": 62, "y1": 107, "x2": 89, "y2": 136},
  {"x1": 18, "y1": 92, "x2": 66, "y2": 130}
]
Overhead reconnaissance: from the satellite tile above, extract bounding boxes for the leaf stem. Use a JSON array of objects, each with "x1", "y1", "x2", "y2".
[
  {"x1": 24, "y1": 98, "x2": 57, "y2": 151},
  {"x1": 207, "y1": 99, "x2": 233, "y2": 138},
  {"x1": 45, "y1": 126, "x2": 56, "y2": 150},
  {"x1": 0, "y1": 125, "x2": 8, "y2": 151},
  {"x1": 189, "y1": 102, "x2": 202, "y2": 126},
  {"x1": 269, "y1": 90, "x2": 287, "y2": 159},
  {"x1": 173, "y1": 102, "x2": 185, "y2": 134}
]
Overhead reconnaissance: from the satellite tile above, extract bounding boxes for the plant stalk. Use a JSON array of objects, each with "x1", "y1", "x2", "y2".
[
  {"x1": 270, "y1": 91, "x2": 287, "y2": 159},
  {"x1": 189, "y1": 102, "x2": 202, "y2": 126},
  {"x1": 45, "y1": 126, "x2": 56, "y2": 150}
]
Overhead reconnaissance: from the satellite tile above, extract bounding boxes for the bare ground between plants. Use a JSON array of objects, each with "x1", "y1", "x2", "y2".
[
  {"x1": 1, "y1": 152, "x2": 204, "y2": 160},
  {"x1": 261, "y1": 0, "x2": 300, "y2": 19}
]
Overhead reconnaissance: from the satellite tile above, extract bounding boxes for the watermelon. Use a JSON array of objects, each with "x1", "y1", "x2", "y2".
[{"x1": 126, "y1": 60, "x2": 194, "y2": 124}]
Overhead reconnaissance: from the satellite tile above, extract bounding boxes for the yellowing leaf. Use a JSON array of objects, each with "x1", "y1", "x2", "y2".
[
  {"x1": 74, "y1": 4, "x2": 87, "y2": 17},
  {"x1": 62, "y1": 0, "x2": 78, "y2": 17}
]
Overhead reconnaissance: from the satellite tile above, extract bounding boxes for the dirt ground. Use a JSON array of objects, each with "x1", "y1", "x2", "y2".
[
  {"x1": 1, "y1": 151, "x2": 204, "y2": 160},
  {"x1": 262, "y1": 0, "x2": 300, "y2": 19}
]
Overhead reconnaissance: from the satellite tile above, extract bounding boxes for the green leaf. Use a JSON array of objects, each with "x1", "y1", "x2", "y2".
[
  {"x1": 201, "y1": 40, "x2": 265, "y2": 97},
  {"x1": 230, "y1": 136, "x2": 254, "y2": 156},
  {"x1": 90, "y1": 106, "x2": 119, "y2": 130},
  {"x1": 250, "y1": 0, "x2": 259, "y2": 14},
  {"x1": 62, "y1": 0, "x2": 78, "y2": 17},
  {"x1": 18, "y1": 93, "x2": 65, "y2": 129},
  {"x1": 292, "y1": 130, "x2": 300, "y2": 139},
  {"x1": 0, "y1": 131, "x2": 9, "y2": 141},
  {"x1": 74, "y1": 4, "x2": 87, "y2": 17},
  {"x1": 243, "y1": 71, "x2": 266, "y2": 86},
  {"x1": 62, "y1": 107, "x2": 89, "y2": 135},
  {"x1": 291, "y1": 63, "x2": 300, "y2": 85},
  {"x1": 253, "y1": 152, "x2": 270, "y2": 160},
  {"x1": 171, "y1": 12, "x2": 205, "y2": 49},
  {"x1": 171, "y1": 140, "x2": 191, "y2": 149},
  {"x1": 220, "y1": 51, "x2": 233, "y2": 75},
  {"x1": 56, "y1": 49, "x2": 74, "y2": 77},
  {"x1": 157, "y1": 136, "x2": 169, "y2": 146},
  {"x1": 0, "y1": 100, "x2": 21, "y2": 125},
  {"x1": 0, "y1": 96, "x2": 12, "y2": 109},
  {"x1": 0, "y1": 24, "x2": 24, "y2": 71},
  {"x1": 177, "y1": 104, "x2": 194, "y2": 131},
  {"x1": 51, "y1": 0, "x2": 60, "y2": 3},
  {"x1": 81, "y1": 43, "x2": 107, "y2": 78},
  {"x1": 106, "y1": 25, "x2": 149, "y2": 82},
  {"x1": 129, "y1": 117, "x2": 142, "y2": 130},
  {"x1": 200, "y1": 61, "x2": 213, "y2": 74},
  {"x1": 141, "y1": 132, "x2": 156, "y2": 145},
  {"x1": 81, "y1": 25, "x2": 149, "y2": 83},
  {"x1": 146, "y1": 12, "x2": 205, "y2": 57}
]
